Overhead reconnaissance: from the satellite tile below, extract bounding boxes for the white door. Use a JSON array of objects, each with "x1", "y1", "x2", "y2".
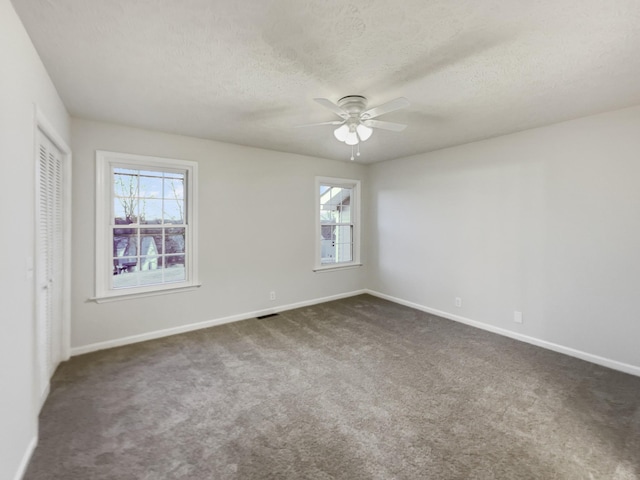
[{"x1": 35, "y1": 128, "x2": 65, "y2": 403}]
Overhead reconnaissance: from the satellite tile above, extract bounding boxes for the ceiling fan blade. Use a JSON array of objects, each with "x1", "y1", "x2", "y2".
[
  {"x1": 361, "y1": 97, "x2": 410, "y2": 119},
  {"x1": 362, "y1": 119, "x2": 407, "y2": 132},
  {"x1": 314, "y1": 98, "x2": 349, "y2": 118},
  {"x1": 294, "y1": 120, "x2": 345, "y2": 128}
]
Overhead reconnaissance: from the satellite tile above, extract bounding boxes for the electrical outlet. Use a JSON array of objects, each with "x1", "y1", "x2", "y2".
[
  {"x1": 514, "y1": 311, "x2": 523, "y2": 324},
  {"x1": 269, "y1": 291, "x2": 276, "y2": 301},
  {"x1": 455, "y1": 297, "x2": 462, "y2": 308}
]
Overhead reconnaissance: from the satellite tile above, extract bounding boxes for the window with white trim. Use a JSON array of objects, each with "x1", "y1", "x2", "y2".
[
  {"x1": 95, "y1": 151, "x2": 198, "y2": 301},
  {"x1": 315, "y1": 177, "x2": 361, "y2": 270}
]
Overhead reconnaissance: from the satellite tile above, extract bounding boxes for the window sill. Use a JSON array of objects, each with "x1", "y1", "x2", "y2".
[
  {"x1": 90, "y1": 283, "x2": 202, "y2": 303},
  {"x1": 313, "y1": 263, "x2": 362, "y2": 273}
]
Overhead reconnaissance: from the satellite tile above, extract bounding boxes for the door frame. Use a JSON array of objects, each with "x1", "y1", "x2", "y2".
[{"x1": 33, "y1": 106, "x2": 72, "y2": 409}]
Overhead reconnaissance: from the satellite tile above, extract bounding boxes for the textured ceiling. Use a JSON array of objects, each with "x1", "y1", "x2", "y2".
[{"x1": 12, "y1": 0, "x2": 640, "y2": 163}]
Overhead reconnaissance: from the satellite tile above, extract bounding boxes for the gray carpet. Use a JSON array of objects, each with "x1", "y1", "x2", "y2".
[{"x1": 25, "y1": 295, "x2": 640, "y2": 479}]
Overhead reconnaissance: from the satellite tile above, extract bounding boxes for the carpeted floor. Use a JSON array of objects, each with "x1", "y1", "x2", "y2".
[{"x1": 25, "y1": 295, "x2": 640, "y2": 479}]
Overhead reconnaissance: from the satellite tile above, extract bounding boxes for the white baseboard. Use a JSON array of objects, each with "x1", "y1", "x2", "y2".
[
  {"x1": 70, "y1": 287, "x2": 640, "y2": 377},
  {"x1": 365, "y1": 289, "x2": 640, "y2": 378},
  {"x1": 39, "y1": 382, "x2": 50, "y2": 412},
  {"x1": 71, "y1": 290, "x2": 367, "y2": 356},
  {"x1": 13, "y1": 435, "x2": 37, "y2": 480}
]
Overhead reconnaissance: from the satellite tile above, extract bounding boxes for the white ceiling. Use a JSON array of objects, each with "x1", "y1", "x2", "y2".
[{"x1": 12, "y1": 0, "x2": 640, "y2": 163}]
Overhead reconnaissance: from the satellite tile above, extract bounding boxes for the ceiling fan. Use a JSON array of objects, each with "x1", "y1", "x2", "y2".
[{"x1": 299, "y1": 95, "x2": 410, "y2": 159}]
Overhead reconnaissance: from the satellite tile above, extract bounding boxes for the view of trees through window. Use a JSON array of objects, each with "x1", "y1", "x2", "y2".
[{"x1": 112, "y1": 168, "x2": 187, "y2": 288}]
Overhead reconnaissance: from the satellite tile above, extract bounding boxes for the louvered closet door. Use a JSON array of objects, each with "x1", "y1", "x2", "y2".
[{"x1": 36, "y1": 129, "x2": 64, "y2": 401}]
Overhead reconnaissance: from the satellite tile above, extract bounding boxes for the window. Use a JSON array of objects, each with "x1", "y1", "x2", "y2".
[
  {"x1": 315, "y1": 177, "x2": 361, "y2": 271},
  {"x1": 94, "y1": 151, "x2": 198, "y2": 301}
]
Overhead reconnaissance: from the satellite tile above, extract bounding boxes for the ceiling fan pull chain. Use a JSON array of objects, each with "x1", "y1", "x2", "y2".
[
  {"x1": 350, "y1": 145, "x2": 355, "y2": 161},
  {"x1": 357, "y1": 143, "x2": 361, "y2": 157}
]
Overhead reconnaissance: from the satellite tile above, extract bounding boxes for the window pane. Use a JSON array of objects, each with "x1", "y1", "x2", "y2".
[
  {"x1": 112, "y1": 269, "x2": 139, "y2": 288},
  {"x1": 114, "y1": 173, "x2": 138, "y2": 198},
  {"x1": 139, "y1": 254, "x2": 159, "y2": 272},
  {"x1": 139, "y1": 172, "x2": 163, "y2": 199},
  {"x1": 140, "y1": 228, "x2": 162, "y2": 255},
  {"x1": 321, "y1": 239, "x2": 336, "y2": 264},
  {"x1": 320, "y1": 205, "x2": 338, "y2": 224},
  {"x1": 335, "y1": 242, "x2": 353, "y2": 263},
  {"x1": 164, "y1": 200, "x2": 184, "y2": 224},
  {"x1": 114, "y1": 198, "x2": 139, "y2": 224},
  {"x1": 137, "y1": 256, "x2": 162, "y2": 286},
  {"x1": 140, "y1": 231, "x2": 158, "y2": 258},
  {"x1": 164, "y1": 255, "x2": 186, "y2": 283},
  {"x1": 164, "y1": 177, "x2": 184, "y2": 200},
  {"x1": 113, "y1": 228, "x2": 138, "y2": 257},
  {"x1": 113, "y1": 255, "x2": 138, "y2": 274},
  {"x1": 320, "y1": 186, "x2": 352, "y2": 207},
  {"x1": 338, "y1": 205, "x2": 350, "y2": 223},
  {"x1": 320, "y1": 185, "x2": 337, "y2": 208},
  {"x1": 330, "y1": 187, "x2": 344, "y2": 206},
  {"x1": 320, "y1": 225, "x2": 334, "y2": 241},
  {"x1": 164, "y1": 254, "x2": 185, "y2": 268},
  {"x1": 335, "y1": 225, "x2": 352, "y2": 244},
  {"x1": 165, "y1": 228, "x2": 185, "y2": 254},
  {"x1": 140, "y1": 199, "x2": 163, "y2": 224}
]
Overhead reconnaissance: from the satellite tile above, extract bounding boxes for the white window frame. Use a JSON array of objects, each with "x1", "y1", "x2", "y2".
[
  {"x1": 314, "y1": 176, "x2": 362, "y2": 272},
  {"x1": 93, "y1": 151, "x2": 199, "y2": 302}
]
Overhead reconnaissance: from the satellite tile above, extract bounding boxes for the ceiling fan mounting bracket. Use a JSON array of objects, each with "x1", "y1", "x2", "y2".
[{"x1": 337, "y1": 95, "x2": 368, "y2": 115}]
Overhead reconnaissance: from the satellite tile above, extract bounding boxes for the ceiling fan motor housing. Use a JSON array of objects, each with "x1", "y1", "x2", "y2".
[
  {"x1": 338, "y1": 96, "x2": 370, "y2": 133},
  {"x1": 337, "y1": 95, "x2": 368, "y2": 116}
]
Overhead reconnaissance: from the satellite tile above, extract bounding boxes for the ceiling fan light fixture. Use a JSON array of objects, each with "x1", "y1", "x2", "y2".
[
  {"x1": 356, "y1": 124, "x2": 373, "y2": 142},
  {"x1": 333, "y1": 124, "x2": 349, "y2": 141},
  {"x1": 345, "y1": 131, "x2": 359, "y2": 145}
]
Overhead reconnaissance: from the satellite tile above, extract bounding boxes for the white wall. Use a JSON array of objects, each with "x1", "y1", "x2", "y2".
[
  {"x1": 0, "y1": 1, "x2": 70, "y2": 479},
  {"x1": 71, "y1": 118, "x2": 368, "y2": 350},
  {"x1": 368, "y1": 105, "x2": 640, "y2": 371}
]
